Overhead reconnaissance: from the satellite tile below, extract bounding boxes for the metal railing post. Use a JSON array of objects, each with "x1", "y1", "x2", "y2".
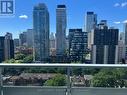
[{"x1": 67, "y1": 67, "x2": 71, "y2": 95}]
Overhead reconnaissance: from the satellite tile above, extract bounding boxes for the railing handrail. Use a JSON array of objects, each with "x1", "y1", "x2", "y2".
[
  {"x1": 3, "y1": 86, "x2": 127, "y2": 89},
  {"x1": 3, "y1": 86, "x2": 67, "y2": 88},
  {"x1": 0, "y1": 63, "x2": 127, "y2": 68}
]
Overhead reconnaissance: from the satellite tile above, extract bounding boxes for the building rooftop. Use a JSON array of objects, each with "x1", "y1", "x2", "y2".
[
  {"x1": 87, "y1": 12, "x2": 94, "y2": 14},
  {"x1": 34, "y1": 3, "x2": 47, "y2": 10},
  {"x1": 57, "y1": 5, "x2": 66, "y2": 8}
]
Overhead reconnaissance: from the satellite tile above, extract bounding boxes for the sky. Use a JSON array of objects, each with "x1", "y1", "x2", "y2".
[{"x1": 0, "y1": 0, "x2": 127, "y2": 39}]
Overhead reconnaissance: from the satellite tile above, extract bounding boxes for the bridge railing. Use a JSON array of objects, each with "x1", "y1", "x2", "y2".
[{"x1": 0, "y1": 64, "x2": 127, "y2": 95}]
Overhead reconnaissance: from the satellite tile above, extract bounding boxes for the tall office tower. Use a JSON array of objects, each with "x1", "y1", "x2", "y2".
[
  {"x1": 50, "y1": 32, "x2": 56, "y2": 49},
  {"x1": 68, "y1": 29, "x2": 75, "y2": 55},
  {"x1": 56, "y1": 5, "x2": 67, "y2": 56},
  {"x1": 4, "y1": 32, "x2": 14, "y2": 60},
  {"x1": 69, "y1": 29, "x2": 87, "y2": 62},
  {"x1": 26, "y1": 29, "x2": 33, "y2": 47},
  {"x1": 0, "y1": 37, "x2": 5, "y2": 63},
  {"x1": 124, "y1": 23, "x2": 127, "y2": 60},
  {"x1": 33, "y1": 3, "x2": 49, "y2": 62},
  {"x1": 85, "y1": 12, "x2": 97, "y2": 32},
  {"x1": 19, "y1": 32, "x2": 27, "y2": 46},
  {"x1": 85, "y1": 12, "x2": 97, "y2": 49},
  {"x1": 118, "y1": 40, "x2": 125, "y2": 62},
  {"x1": 66, "y1": 36, "x2": 69, "y2": 52},
  {"x1": 14, "y1": 39, "x2": 19, "y2": 49},
  {"x1": 119, "y1": 32, "x2": 125, "y2": 44},
  {"x1": 91, "y1": 23, "x2": 119, "y2": 64},
  {"x1": 118, "y1": 32, "x2": 125, "y2": 62},
  {"x1": 49, "y1": 32, "x2": 56, "y2": 56},
  {"x1": 125, "y1": 23, "x2": 127, "y2": 45},
  {"x1": 99, "y1": 20, "x2": 107, "y2": 26}
]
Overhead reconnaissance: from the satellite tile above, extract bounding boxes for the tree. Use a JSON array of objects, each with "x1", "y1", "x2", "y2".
[
  {"x1": 23, "y1": 55, "x2": 33, "y2": 63},
  {"x1": 92, "y1": 68, "x2": 126, "y2": 88},
  {"x1": 44, "y1": 74, "x2": 66, "y2": 86},
  {"x1": 4, "y1": 59, "x2": 16, "y2": 63},
  {"x1": 15, "y1": 53, "x2": 26, "y2": 60},
  {"x1": 15, "y1": 60, "x2": 24, "y2": 63}
]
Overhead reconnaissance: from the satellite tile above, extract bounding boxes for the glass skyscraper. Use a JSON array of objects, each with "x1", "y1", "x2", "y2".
[
  {"x1": 124, "y1": 23, "x2": 127, "y2": 60},
  {"x1": 125, "y1": 23, "x2": 127, "y2": 45},
  {"x1": 56, "y1": 5, "x2": 67, "y2": 56},
  {"x1": 26, "y1": 29, "x2": 33, "y2": 47},
  {"x1": 85, "y1": 12, "x2": 97, "y2": 32},
  {"x1": 85, "y1": 12, "x2": 97, "y2": 49},
  {"x1": 33, "y1": 3, "x2": 49, "y2": 62}
]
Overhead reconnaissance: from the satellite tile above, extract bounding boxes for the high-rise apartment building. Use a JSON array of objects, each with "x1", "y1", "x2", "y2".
[
  {"x1": 118, "y1": 40, "x2": 125, "y2": 62},
  {"x1": 50, "y1": 32, "x2": 56, "y2": 49},
  {"x1": 66, "y1": 36, "x2": 69, "y2": 52},
  {"x1": 19, "y1": 32, "x2": 27, "y2": 46},
  {"x1": 26, "y1": 29, "x2": 33, "y2": 47},
  {"x1": 56, "y1": 5, "x2": 67, "y2": 55},
  {"x1": 33, "y1": 3, "x2": 49, "y2": 62},
  {"x1": 4, "y1": 32, "x2": 14, "y2": 61},
  {"x1": 85, "y1": 12, "x2": 97, "y2": 49},
  {"x1": 0, "y1": 37, "x2": 5, "y2": 63},
  {"x1": 19, "y1": 29, "x2": 33, "y2": 47},
  {"x1": 125, "y1": 23, "x2": 127, "y2": 45},
  {"x1": 69, "y1": 29, "x2": 87, "y2": 62},
  {"x1": 14, "y1": 39, "x2": 19, "y2": 49},
  {"x1": 85, "y1": 12, "x2": 97, "y2": 32},
  {"x1": 91, "y1": 23, "x2": 119, "y2": 64},
  {"x1": 117, "y1": 32, "x2": 125, "y2": 62},
  {"x1": 119, "y1": 32, "x2": 125, "y2": 44},
  {"x1": 49, "y1": 32, "x2": 56, "y2": 56},
  {"x1": 98, "y1": 20, "x2": 107, "y2": 28},
  {"x1": 124, "y1": 23, "x2": 127, "y2": 60}
]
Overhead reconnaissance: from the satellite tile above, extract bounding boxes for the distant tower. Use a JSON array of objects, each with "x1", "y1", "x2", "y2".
[
  {"x1": 50, "y1": 32, "x2": 56, "y2": 49},
  {"x1": 125, "y1": 23, "x2": 127, "y2": 45},
  {"x1": 85, "y1": 12, "x2": 97, "y2": 49},
  {"x1": 19, "y1": 32, "x2": 27, "y2": 46},
  {"x1": 56, "y1": 5, "x2": 67, "y2": 56},
  {"x1": 85, "y1": 12, "x2": 97, "y2": 32},
  {"x1": 4, "y1": 32, "x2": 14, "y2": 60},
  {"x1": 26, "y1": 29, "x2": 33, "y2": 47},
  {"x1": 124, "y1": 23, "x2": 127, "y2": 60},
  {"x1": 33, "y1": 3, "x2": 50, "y2": 62},
  {"x1": 119, "y1": 32, "x2": 125, "y2": 44}
]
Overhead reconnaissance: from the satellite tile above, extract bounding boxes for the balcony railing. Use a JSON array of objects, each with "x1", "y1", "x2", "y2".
[{"x1": 0, "y1": 64, "x2": 127, "y2": 95}]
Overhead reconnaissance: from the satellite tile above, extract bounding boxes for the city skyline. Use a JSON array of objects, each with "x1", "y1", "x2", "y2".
[
  {"x1": 0, "y1": 0, "x2": 127, "y2": 39},
  {"x1": 1, "y1": 1, "x2": 127, "y2": 93}
]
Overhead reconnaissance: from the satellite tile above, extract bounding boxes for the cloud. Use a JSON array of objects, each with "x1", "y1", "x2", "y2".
[
  {"x1": 123, "y1": 20, "x2": 127, "y2": 23},
  {"x1": 113, "y1": 20, "x2": 127, "y2": 24},
  {"x1": 19, "y1": 15, "x2": 28, "y2": 19},
  {"x1": 114, "y1": 21, "x2": 121, "y2": 24},
  {"x1": 114, "y1": 2, "x2": 127, "y2": 7},
  {"x1": 114, "y1": 3, "x2": 120, "y2": 7},
  {"x1": 121, "y1": 2, "x2": 127, "y2": 7}
]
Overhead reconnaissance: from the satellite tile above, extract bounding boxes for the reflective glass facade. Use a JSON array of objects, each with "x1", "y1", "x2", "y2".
[{"x1": 33, "y1": 3, "x2": 49, "y2": 62}]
